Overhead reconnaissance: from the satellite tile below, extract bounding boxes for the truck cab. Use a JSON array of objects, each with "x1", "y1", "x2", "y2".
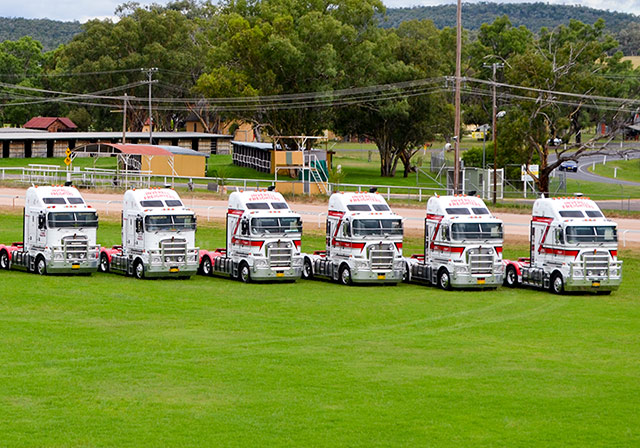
[
  {"x1": 301, "y1": 191, "x2": 404, "y2": 285},
  {"x1": 504, "y1": 196, "x2": 622, "y2": 294},
  {"x1": 406, "y1": 194, "x2": 504, "y2": 289},
  {"x1": 99, "y1": 188, "x2": 199, "y2": 279},
  {"x1": 0, "y1": 185, "x2": 100, "y2": 275},
  {"x1": 199, "y1": 189, "x2": 303, "y2": 282}
]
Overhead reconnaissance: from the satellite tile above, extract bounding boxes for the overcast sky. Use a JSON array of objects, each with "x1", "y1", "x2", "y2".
[{"x1": 0, "y1": 0, "x2": 638, "y2": 22}]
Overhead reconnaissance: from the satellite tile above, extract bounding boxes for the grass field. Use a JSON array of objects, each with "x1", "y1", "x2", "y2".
[
  {"x1": 587, "y1": 158, "x2": 640, "y2": 184},
  {"x1": 1, "y1": 211, "x2": 639, "y2": 446}
]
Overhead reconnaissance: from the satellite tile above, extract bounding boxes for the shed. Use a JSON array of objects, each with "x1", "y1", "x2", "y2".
[
  {"x1": 24, "y1": 117, "x2": 77, "y2": 132},
  {"x1": 72, "y1": 143, "x2": 208, "y2": 177}
]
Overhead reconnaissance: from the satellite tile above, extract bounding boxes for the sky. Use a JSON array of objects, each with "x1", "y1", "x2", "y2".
[{"x1": 0, "y1": 0, "x2": 638, "y2": 22}]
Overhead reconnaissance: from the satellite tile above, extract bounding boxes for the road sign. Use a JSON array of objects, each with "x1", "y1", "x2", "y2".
[
  {"x1": 65, "y1": 148, "x2": 71, "y2": 157},
  {"x1": 521, "y1": 164, "x2": 539, "y2": 181},
  {"x1": 64, "y1": 157, "x2": 72, "y2": 166}
]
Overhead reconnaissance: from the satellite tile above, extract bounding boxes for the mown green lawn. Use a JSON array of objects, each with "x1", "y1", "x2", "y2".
[
  {"x1": 0, "y1": 211, "x2": 639, "y2": 446},
  {"x1": 587, "y1": 158, "x2": 640, "y2": 184}
]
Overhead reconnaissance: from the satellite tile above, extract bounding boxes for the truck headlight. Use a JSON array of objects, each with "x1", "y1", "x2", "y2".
[
  {"x1": 573, "y1": 269, "x2": 583, "y2": 277},
  {"x1": 255, "y1": 259, "x2": 268, "y2": 267},
  {"x1": 454, "y1": 265, "x2": 467, "y2": 274},
  {"x1": 152, "y1": 256, "x2": 161, "y2": 264},
  {"x1": 354, "y1": 260, "x2": 368, "y2": 268},
  {"x1": 54, "y1": 252, "x2": 63, "y2": 260},
  {"x1": 292, "y1": 257, "x2": 303, "y2": 267}
]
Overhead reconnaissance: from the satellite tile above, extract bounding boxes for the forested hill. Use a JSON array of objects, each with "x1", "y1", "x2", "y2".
[
  {"x1": 0, "y1": 17, "x2": 82, "y2": 51},
  {"x1": 383, "y1": 2, "x2": 638, "y2": 31}
]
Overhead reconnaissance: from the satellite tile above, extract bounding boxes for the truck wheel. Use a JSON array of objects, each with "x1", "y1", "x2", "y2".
[
  {"x1": 302, "y1": 258, "x2": 313, "y2": 280},
  {"x1": 239, "y1": 262, "x2": 251, "y2": 283},
  {"x1": 550, "y1": 272, "x2": 564, "y2": 295},
  {"x1": 200, "y1": 257, "x2": 212, "y2": 276},
  {"x1": 134, "y1": 260, "x2": 145, "y2": 280},
  {"x1": 438, "y1": 268, "x2": 452, "y2": 291},
  {"x1": 402, "y1": 262, "x2": 410, "y2": 283},
  {"x1": 35, "y1": 256, "x2": 47, "y2": 276},
  {"x1": 99, "y1": 254, "x2": 110, "y2": 273},
  {"x1": 339, "y1": 265, "x2": 352, "y2": 286},
  {"x1": 0, "y1": 251, "x2": 9, "y2": 270},
  {"x1": 504, "y1": 265, "x2": 518, "y2": 288}
]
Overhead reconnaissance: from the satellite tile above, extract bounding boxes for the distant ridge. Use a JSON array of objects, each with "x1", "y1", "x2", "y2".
[
  {"x1": 382, "y1": 2, "x2": 638, "y2": 31},
  {"x1": 0, "y1": 17, "x2": 82, "y2": 51}
]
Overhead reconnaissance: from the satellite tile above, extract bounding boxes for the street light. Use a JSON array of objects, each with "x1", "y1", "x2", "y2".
[{"x1": 493, "y1": 110, "x2": 506, "y2": 204}]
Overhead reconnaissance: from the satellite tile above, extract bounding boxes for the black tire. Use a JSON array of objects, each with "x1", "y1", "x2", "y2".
[
  {"x1": 239, "y1": 262, "x2": 251, "y2": 283},
  {"x1": 402, "y1": 262, "x2": 410, "y2": 283},
  {"x1": 0, "y1": 250, "x2": 9, "y2": 270},
  {"x1": 550, "y1": 272, "x2": 564, "y2": 295},
  {"x1": 200, "y1": 256, "x2": 212, "y2": 276},
  {"x1": 35, "y1": 255, "x2": 47, "y2": 276},
  {"x1": 504, "y1": 265, "x2": 518, "y2": 288},
  {"x1": 133, "y1": 260, "x2": 145, "y2": 280},
  {"x1": 99, "y1": 253, "x2": 110, "y2": 273},
  {"x1": 438, "y1": 268, "x2": 452, "y2": 291},
  {"x1": 302, "y1": 258, "x2": 313, "y2": 280},
  {"x1": 339, "y1": 265, "x2": 352, "y2": 286}
]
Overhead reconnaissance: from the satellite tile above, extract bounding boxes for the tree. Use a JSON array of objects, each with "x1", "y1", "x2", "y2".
[
  {"x1": 482, "y1": 19, "x2": 640, "y2": 193},
  {"x1": 195, "y1": 0, "x2": 386, "y2": 148},
  {"x1": 334, "y1": 20, "x2": 455, "y2": 177},
  {"x1": 50, "y1": 2, "x2": 205, "y2": 131}
]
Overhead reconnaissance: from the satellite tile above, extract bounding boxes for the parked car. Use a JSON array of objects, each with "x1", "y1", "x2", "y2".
[
  {"x1": 548, "y1": 137, "x2": 563, "y2": 146},
  {"x1": 559, "y1": 160, "x2": 578, "y2": 172}
]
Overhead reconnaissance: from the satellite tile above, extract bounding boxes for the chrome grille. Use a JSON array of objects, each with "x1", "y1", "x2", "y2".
[
  {"x1": 268, "y1": 241, "x2": 292, "y2": 268},
  {"x1": 369, "y1": 243, "x2": 394, "y2": 271},
  {"x1": 62, "y1": 235, "x2": 89, "y2": 260},
  {"x1": 468, "y1": 248, "x2": 494, "y2": 275},
  {"x1": 582, "y1": 253, "x2": 611, "y2": 277},
  {"x1": 161, "y1": 238, "x2": 187, "y2": 263}
]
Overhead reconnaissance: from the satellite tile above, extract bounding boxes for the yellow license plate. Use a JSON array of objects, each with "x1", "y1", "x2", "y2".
[
  {"x1": 377, "y1": 274, "x2": 386, "y2": 279},
  {"x1": 170, "y1": 268, "x2": 180, "y2": 273},
  {"x1": 276, "y1": 272, "x2": 284, "y2": 277},
  {"x1": 477, "y1": 278, "x2": 486, "y2": 284},
  {"x1": 592, "y1": 281, "x2": 600, "y2": 287},
  {"x1": 72, "y1": 264, "x2": 80, "y2": 269}
]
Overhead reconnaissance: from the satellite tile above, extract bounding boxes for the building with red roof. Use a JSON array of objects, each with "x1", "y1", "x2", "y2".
[{"x1": 24, "y1": 117, "x2": 78, "y2": 132}]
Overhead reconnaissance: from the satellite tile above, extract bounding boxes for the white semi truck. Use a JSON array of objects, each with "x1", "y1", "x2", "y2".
[
  {"x1": 98, "y1": 188, "x2": 199, "y2": 279},
  {"x1": 405, "y1": 195, "x2": 504, "y2": 290},
  {"x1": 301, "y1": 190, "x2": 404, "y2": 285},
  {"x1": 0, "y1": 185, "x2": 100, "y2": 275},
  {"x1": 198, "y1": 188, "x2": 303, "y2": 282},
  {"x1": 503, "y1": 196, "x2": 622, "y2": 294}
]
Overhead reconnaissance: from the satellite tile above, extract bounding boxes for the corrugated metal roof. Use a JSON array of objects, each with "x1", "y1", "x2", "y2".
[
  {"x1": 24, "y1": 117, "x2": 77, "y2": 129},
  {"x1": 157, "y1": 145, "x2": 209, "y2": 157},
  {"x1": 232, "y1": 141, "x2": 276, "y2": 151},
  {"x1": 109, "y1": 144, "x2": 172, "y2": 156},
  {"x1": 0, "y1": 131, "x2": 233, "y2": 140}
]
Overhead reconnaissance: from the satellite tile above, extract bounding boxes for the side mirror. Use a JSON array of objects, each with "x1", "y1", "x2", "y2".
[
  {"x1": 241, "y1": 219, "x2": 249, "y2": 235},
  {"x1": 555, "y1": 228, "x2": 564, "y2": 244},
  {"x1": 343, "y1": 221, "x2": 351, "y2": 237},
  {"x1": 38, "y1": 214, "x2": 46, "y2": 230},
  {"x1": 442, "y1": 226, "x2": 449, "y2": 241},
  {"x1": 135, "y1": 216, "x2": 143, "y2": 233}
]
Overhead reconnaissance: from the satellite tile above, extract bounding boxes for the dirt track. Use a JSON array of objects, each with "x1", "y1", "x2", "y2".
[{"x1": 2, "y1": 187, "x2": 640, "y2": 246}]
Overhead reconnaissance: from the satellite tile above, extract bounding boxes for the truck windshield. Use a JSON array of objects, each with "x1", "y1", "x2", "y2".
[
  {"x1": 145, "y1": 214, "x2": 196, "y2": 231},
  {"x1": 48, "y1": 212, "x2": 98, "y2": 228},
  {"x1": 251, "y1": 217, "x2": 302, "y2": 235},
  {"x1": 566, "y1": 226, "x2": 617, "y2": 243},
  {"x1": 451, "y1": 222, "x2": 503, "y2": 241},
  {"x1": 352, "y1": 219, "x2": 402, "y2": 236}
]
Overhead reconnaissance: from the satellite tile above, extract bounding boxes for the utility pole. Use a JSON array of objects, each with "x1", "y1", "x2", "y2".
[
  {"x1": 484, "y1": 62, "x2": 504, "y2": 205},
  {"x1": 453, "y1": 0, "x2": 462, "y2": 195},
  {"x1": 143, "y1": 68, "x2": 159, "y2": 144},
  {"x1": 122, "y1": 93, "x2": 128, "y2": 144}
]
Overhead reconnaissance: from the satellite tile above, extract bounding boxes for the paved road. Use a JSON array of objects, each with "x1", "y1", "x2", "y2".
[
  {"x1": 2, "y1": 187, "x2": 640, "y2": 245},
  {"x1": 549, "y1": 144, "x2": 640, "y2": 186}
]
